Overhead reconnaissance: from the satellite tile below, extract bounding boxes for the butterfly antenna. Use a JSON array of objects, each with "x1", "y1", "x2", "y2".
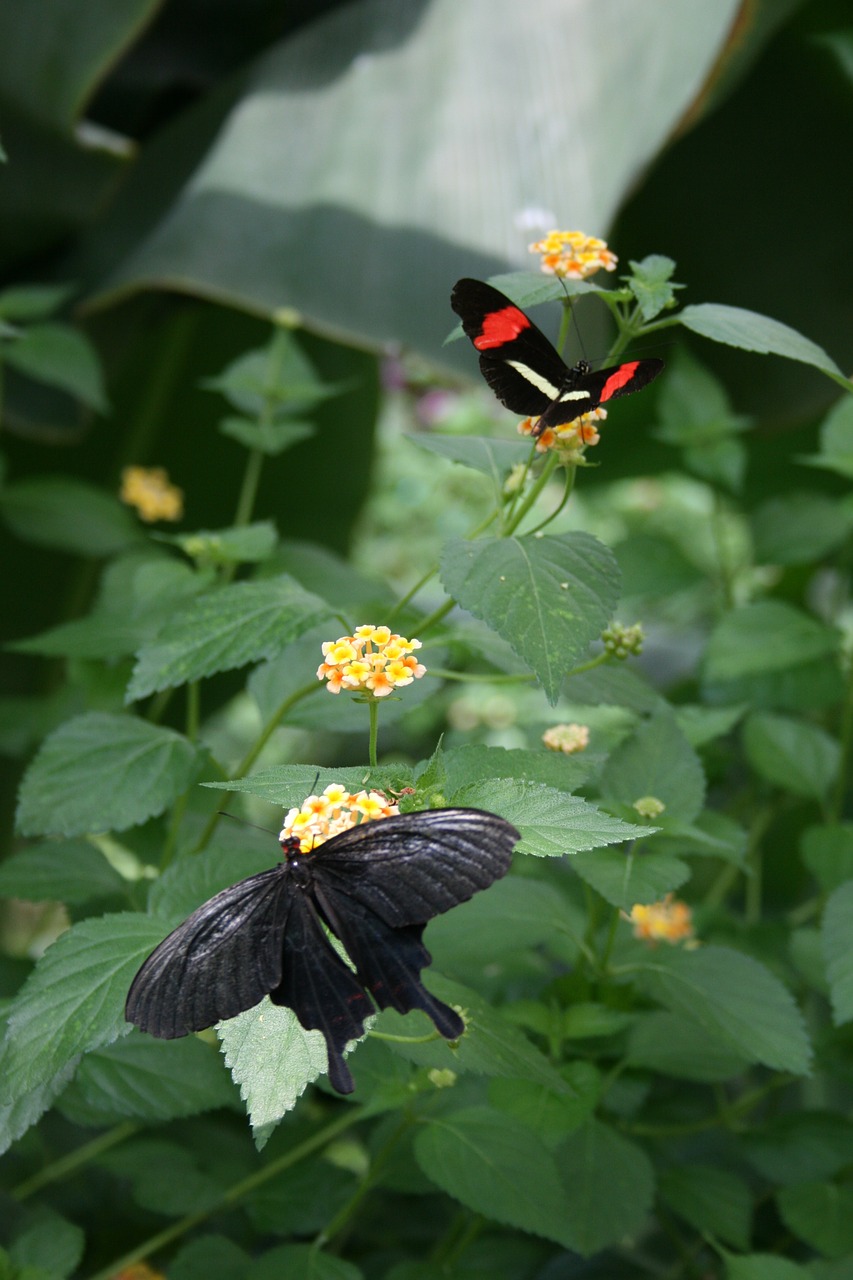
[{"x1": 217, "y1": 811, "x2": 278, "y2": 836}]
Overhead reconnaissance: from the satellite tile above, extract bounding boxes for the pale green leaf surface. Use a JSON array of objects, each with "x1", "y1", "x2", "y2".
[
  {"x1": 127, "y1": 575, "x2": 334, "y2": 700},
  {"x1": 823, "y1": 881, "x2": 853, "y2": 1024},
  {"x1": 571, "y1": 847, "x2": 690, "y2": 909},
  {"x1": 15, "y1": 712, "x2": 199, "y2": 837},
  {"x1": 413, "y1": 1107, "x2": 571, "y2": 1248},
  {"x1": 440, "y1": 532, "x2": 620, "y2": 704},
  {"x1": 410, "y1": 434, "x2": 530, "y2": 481},
  {"x1": 600, "y1": 711, "x2": 706, "y2": 821},
  {"x1": 638, "y1": 945, "x2": 811, "y2": 1074},
  {"x1": 553, "y1": 1119, "x2": 655, "y2": 1255},
  {"x1": 680, "y1": 303, "x2": 842, "y2": 375},
  {"x1": 0, "y1": 913, "x2": 166, "y2": 1104}
]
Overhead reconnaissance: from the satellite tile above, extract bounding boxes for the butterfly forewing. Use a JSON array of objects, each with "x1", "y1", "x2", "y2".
[{"x1": 125, "y1": 868, "x2": 291, "y2": 1039}]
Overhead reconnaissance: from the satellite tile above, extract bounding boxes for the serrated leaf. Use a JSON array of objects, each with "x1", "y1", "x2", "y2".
[
  {"x1": 440, "y1": 532, "x2": 620, "y2": 704},
  {"x1": 553, "y1": 1119, "x2": 654, "y2": 1255},
  {"x1": 703, "y1": 601, "x2": 840, "y2": 681},
  {"x1": 15, "y1": 712, "x2": 199, "y2": 837},
  {"x1": 0, "y1": 1060, "x2": 78, "y2": 1158},
  {"x1": 600, "y1": 711, "x2": 705, "y2": 822},
  {"x1": 147, "y1": 836, "x2": 276, "y2": 920},
  {"x1": 127, "y1": 575, "x2": 334, "y2": 700},
  {"x1": 637, "y1": 945, "x2": 811, "y2": 1074},
  {"x1": 823, "y1": 881, "x2": 853, "y2": 1024},
  {"x1": 410, "y1": 434, "x2": 530, "y2": 480},
  {"x1": 0, "y1": 838, "x2": 129, "y2": 905},
  {"x1": 217, "y1": 1000, "x2": 333, "y2": 1142},
  {"x1": 660, "y1": 1164, "x2": 752, "y2": 1249},
  {"x1": 679, "y1": 303, "x2": 842, "y2": 376},
  {"x1": 58, "y1": 1031, "x2": 237, "y2": 1125},
  {"x1": 777, "y1": 1182, "x2": 853, "y2": 1258},
  {"x1": 487, "y1": 1064, "x2": 600, "y2": 1146},
  {"x1": 0, "y1": 913, "x2": 166, "y2": 1105},
  {"x1": 743, "y1": 712, "x2": 840, "y2": 799},
  {"x1": 442, "y1": 743, "x2": 597, "y2": 795},
  {"x1": 204, "y1": 764, "x2": 410, "y2": 810},
  {"x1": 4, "y1": 321, "x2": 109, "y2": 410},
  {"x1": 627, "y1": 1010, "x2": 750, "y2": 1081},
  {"x1": 454, "y1": 777, "x2": 652, "y2": 856},
  {"x1": 0, "y1": 476, "x2": 141, "y2": 556},
  {"x1": 414, "y1": 1106, "x2": 571, "y2": 1247},
  {"x1": 571, "y1": 847, "x2": 690, "y2": 909}
]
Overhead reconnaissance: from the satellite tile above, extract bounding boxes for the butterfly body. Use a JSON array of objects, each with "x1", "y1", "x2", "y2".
[
  {"x1": 451, "y1": 277, "x2": 663, "y2": 436},
  {"x1": 126, "y1": 808, "x2": 519, "y2": 1093}
]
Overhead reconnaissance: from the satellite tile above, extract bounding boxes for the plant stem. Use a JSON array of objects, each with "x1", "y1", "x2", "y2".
[
  {"x1": 368, "y1": 698, "x2": 379, "y2": 767},
  {"x1": 12, "y1": 1121, "x2": 140, "y2": 1200}
]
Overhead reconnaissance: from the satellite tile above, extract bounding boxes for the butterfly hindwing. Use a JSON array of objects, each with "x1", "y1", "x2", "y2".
[{"x1": 125, "y1": 868, "x2": 291, "y2": 1039}]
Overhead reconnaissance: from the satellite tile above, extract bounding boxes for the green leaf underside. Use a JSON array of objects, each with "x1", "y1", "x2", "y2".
[
  {"x1": 15, "y1": 712, "x2": 199, "y2": 837},
  {"x1": 439, "y1": 532, "x2": 621, "y2": 705},
  {"x1": 680, "y1": 303, "x2": 842, "y2": 376},
  {"x1": 127, "y1": 575, "x2": 334, "y2": 700},
  {"x1": 637, "y1": 945, "x2": 811, "y2": 1074}
]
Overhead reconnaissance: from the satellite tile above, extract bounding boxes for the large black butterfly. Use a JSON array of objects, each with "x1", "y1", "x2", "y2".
[
  {"x1": 451, "y1": 277, "x2": 663, "y2": 437},
  {"x1": 126, "y1": 808, "x2": 519, "y2": 1094}
]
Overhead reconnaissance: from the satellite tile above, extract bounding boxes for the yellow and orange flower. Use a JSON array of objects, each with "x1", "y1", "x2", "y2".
[
  {"x1": 280, "y1": 783, "x2": 399, "y2": 853},
  {"x1": 543, "y1": 723, "x2": 590, "y2": 754},
  {"x1": 628, "y1": 895, "x2": 694, "y2": 946},
  {"x1": 518, "y1": 408, "x2": 606, "y2": 458},
  {"x1": 119, "y1": 466, "x2": 183, "y2": 522},
  {"x1": 317, "y1": 626, "x2": 426, "y2": 698},
  {"x1": 528, "y1": 230, "x2": 618, "y2": 280}
]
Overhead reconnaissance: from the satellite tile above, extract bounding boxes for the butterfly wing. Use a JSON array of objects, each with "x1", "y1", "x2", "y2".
[
  {"x1": 451, "y1": 278, "x2": 570, "y2": 419},
  {"x1": 125, "y1": 867, "x2": 290, "y2": 1039},
  {"x1": 535, "y1": 357, "x2": 665, "y2": 433},
  {"x1": 310, "y1": 808, "x2": 519, "y2": 928}
]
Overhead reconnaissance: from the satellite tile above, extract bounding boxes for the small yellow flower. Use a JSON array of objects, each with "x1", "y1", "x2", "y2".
[
  {"x1": 317, "y1": 627, "x2": 426, "y2": 698},
  {"x1": 518, "y1": 408, "x2": 606, "y2": 457},
  {"x1": 528, "y1": 230, "x2": 618, "y2": 280},
  {"x1": 543, "y1": 723, "x2": 590, "y2": 754},
  {"x1": 119, "y1": 466, "x2": 183, "y2": 523},
  {"x1": 628, "y1": 895, "x2": 694, "y2": 946},
  {"x1": 280, "y1": 784, "x2": 399, "y2": 853}
]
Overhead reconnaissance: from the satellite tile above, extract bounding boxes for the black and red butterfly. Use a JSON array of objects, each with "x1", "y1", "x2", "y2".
[
  {"x1": 125, "y1": 808, "x2": 519, "y2": 1094},
  {"x1": 451, "y1": 277, "x2": 663, "y2": 437}
]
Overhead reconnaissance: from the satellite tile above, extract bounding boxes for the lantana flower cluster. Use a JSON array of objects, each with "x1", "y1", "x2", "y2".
[
  {"x1": 543, "y1": 723, "x2": 590, "y2": 754},
  {"x1": 518, "y1": 408, "x2": 606, "y2": 458},
  {"x1": 317, "y1": 625, "x2": 426, "y2": 698},
  {"x1": 528, "y1": 229, "x2": 617, "y2": 280},
  {"x1": 628, "y1": 894, "x2": 695, "y2": 946},
  {"x1": 280, "y1": 782, "x2": 399, "y2": 854},
  {"x1": 119, "y1": 466, "x2": 184, "y2": 522}
]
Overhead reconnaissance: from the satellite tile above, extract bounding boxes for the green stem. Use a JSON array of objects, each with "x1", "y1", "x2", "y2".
[
  {"x1": 503, "y1": 450, "x2": 560, "y2": 535},
  {"x1": 86, "y1": 1109, "x2": 362, "y2": 1280},
  {"x1": 523, "y1": 462, "x2": 576, "y2": 536},
  {"x1": 316, "y1": 1114, "x2": 412, "y2": 1249},
  {"x1": 368, "y1": 698, "x2": 379, "y2": 767},
  {"x1": 12, "y1": 1121, "x2": 140, "y2": 1200},
  {"x1": 193, "y1": 680, "x2": 321, "y2": 853},
  {"x1": 413, "y1": 597, "x2": 455, "y2": 637},
  {"x1": 233, "y1": 446, "x2": 264, "y2": 530}
]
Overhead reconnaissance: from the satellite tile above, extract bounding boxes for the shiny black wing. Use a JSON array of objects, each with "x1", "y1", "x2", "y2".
[
  {"x1": 269, "y1": 890, "x2": 373, "y2": 1094},
  {"x1": 310, "y1": 808, "x2": 519, "y2": 928},
  {"x1": 125, "y1": 867, "x2": 290, "y2": 1039}
]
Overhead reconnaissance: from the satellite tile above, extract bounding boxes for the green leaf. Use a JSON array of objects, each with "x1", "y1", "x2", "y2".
[
  {"x1": 441, "y1": 743, "x2": 598, "y2": 796},
  {"x1": 8, "y1": 1210, "x2": 84, "y2": 1280},
  {"x1": 637, "y1": 944, "x2": 811, "y2": 1074},
  {"x1": 679, "y1": 303, "x2": 842, "y2": 376},
  {"x1": 455, "y1": 777, "x2": 653, "y2": 856},
  {"x1": 743, "y1": 712, "x2": 840, "y2": 799},
  {"x1": 413, "y1": 1106, "x2": 572, "y2": 1248},
  {"x1": 410, "y1": 434, "x2": 530, "y2": 480},
  {"x1": 659, "y1": 1163, "x2": 752, "y2": 1249},
  {"x1": 487, "y1": 1064, "x2": 600, "y2": 1146},
  {"x1": 440, "y1": 532, "x2": 621, "y2": 704},
  {"x1": 703, "y1": 601, "x2": 840, "y2": 681},
  {"x1": 251, "y1": 1244, "x2": 363, "y2": 1280},
  {"x1": 0, "y1": 475, "x2": 142, "y2": 555},
  {"x1": 743, "y1": 1112, "x2": 853, "y2": 1186},
  {"x1": 823, "y1": 881, "x2": 853, "y2": 1024},
  {"x1": 0, "y1": 912, "x2": 166, "y2": 1105},
  {"x1": 169, "y1": 1237, "x2": 251, "y2": 1280},
  {"x1": 627, "y1": 254, "x2": 680, "y2": 321},
  {"x1": 800, "y1": 395, "x2": 853, "y2": 479},
  {"x1": 627, "y1": 1010, "x2": 750, "y2": 1081},
  {"x1": 0, "y1": 838, "x2": 129, "y2": 905},
  {"x1": 553, "y1": 1119, "x2": 655, "y2": 1255},
  {"x1": 98, "y1": 1136, "x2": 223, "y2": 1215},
  {"x1": 0, "y1": 1060, "x2": 78, "y2": 1157},
  {"x1": 162, "y1": 522, "x2": 278, "y2": 566},
  {"x1": 4, "y1": 322, "x2": 109, "y2": 411},
  {"x1": 245, "y1": 1163, "x2": 358, "y2": 1237},
  {"x1": 0, "y1": 283, "x2": 74, "y2": 320},
  {"x1": 217, "y1": 1000, "x2": 334, "y2": 1143},
  {"x1": 751, "y1": 492, "x2": 852, "y2": 564},
  {"x1": 778, "y1": 1181, "x2": 853, "y2": 1258},
  {"x1": 15, "y1": 712, "x2": 199, "y2": 837},
  {"x1": 802, "y1": 824, "x2": 853, "y2": 893},
  {"x1": 219, "y1": 415, "x2": 316, "y2": 455},
  {"x1": 674, "y1": 703, "x2": 746, "y2": 747},
  {"x1": 146, "y1": 836, "x2": 275, "y2": 920},
  {"x1": 571, "y1": 847, "x2": 690, "y2": 909},
  {"x1": 723, "y1": 1252, "x2": 812, "y2": 1280},
  {"x1": 127, "y1": 575, "x2": 334, "y2": 700},
  {"x1": 204, "y1": 764, "x2": 410, "y2": 811},
  {"x1": 57, "y1": 1031, "x2": 237, "y2": 1126},
  {"x1": 600, "y1": 711, "x2": 706, "y2": 822}
]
